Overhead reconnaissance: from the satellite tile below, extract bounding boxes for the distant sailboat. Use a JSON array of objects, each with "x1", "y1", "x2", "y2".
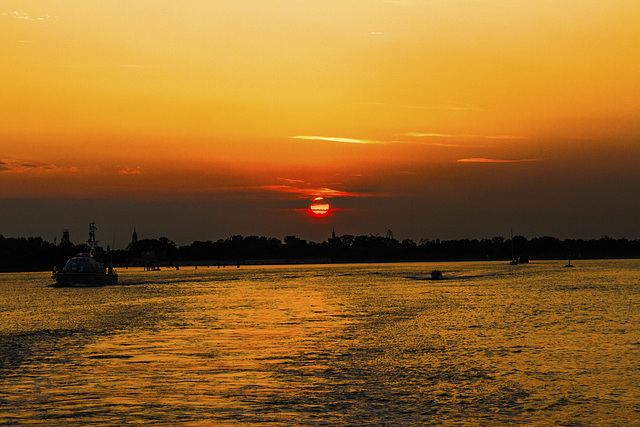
[{"x1": 564, "y1": 255, "x2": 574, "y2": 268}]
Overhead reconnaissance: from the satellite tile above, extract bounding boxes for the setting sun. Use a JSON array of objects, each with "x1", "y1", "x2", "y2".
[{"x1": 310, "y1": 200, "x2": 330, "y2": 218}]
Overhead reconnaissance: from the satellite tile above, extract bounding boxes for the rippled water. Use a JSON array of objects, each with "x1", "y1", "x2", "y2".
[{"x1": 1, "y1": 260, "x2": 639, "y2": 425}]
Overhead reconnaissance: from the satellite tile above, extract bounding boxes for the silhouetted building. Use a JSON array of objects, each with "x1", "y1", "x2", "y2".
[
  {"x1": 60, "y1": 229, "x2": 70, "y2": 246},
  {"x1": 132, "y1": 227, "x2": 138, "y2": 245}
]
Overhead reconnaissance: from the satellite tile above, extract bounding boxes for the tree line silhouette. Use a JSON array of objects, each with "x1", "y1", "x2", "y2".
[{"x1": 1, "y1": 233, "x2": 640, "y2": 272}]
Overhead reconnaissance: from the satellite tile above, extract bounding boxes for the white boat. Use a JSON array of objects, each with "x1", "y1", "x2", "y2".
[
  {"x1": 52, "y1": 253, "x2": 118, "y2": 287},
  {"x1": 51, "y1": 222, "x2": 118, "y2": 287}
]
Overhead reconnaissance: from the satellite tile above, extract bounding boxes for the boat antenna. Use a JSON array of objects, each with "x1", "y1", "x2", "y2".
[{"x1": 88, "y1": 221, "x2": 98, "y2": 256}]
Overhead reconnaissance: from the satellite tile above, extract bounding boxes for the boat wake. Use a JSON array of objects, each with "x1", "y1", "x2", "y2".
[{"x1": 407, "y1": 272, "x2": 498, "y2": 282}]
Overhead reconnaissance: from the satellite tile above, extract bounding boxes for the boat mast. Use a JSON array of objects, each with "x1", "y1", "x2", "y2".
[{"x1": 88, "y1": 221, "x2": 98, "y2": 256}]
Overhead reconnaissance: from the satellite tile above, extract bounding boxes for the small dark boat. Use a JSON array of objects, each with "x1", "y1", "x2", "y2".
[
  {"x1": 51, "y1": 222, "x2": 118, "y2": 287},
  {"x1": 430, "y1": 269, "x2": 443, "y2": 280}
]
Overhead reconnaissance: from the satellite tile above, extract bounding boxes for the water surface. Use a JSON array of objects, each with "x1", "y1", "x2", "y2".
[{"x1": 1, "y1": 260, "x2": 639, "y2": 425}]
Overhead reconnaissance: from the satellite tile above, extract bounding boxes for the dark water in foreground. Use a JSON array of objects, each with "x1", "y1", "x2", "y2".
[{"x1": 1, "y1": 260, "x2": 639, "y2": 426}]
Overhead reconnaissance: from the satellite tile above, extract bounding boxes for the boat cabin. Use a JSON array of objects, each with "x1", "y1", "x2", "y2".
[{"x1": 62, "y1": 253, "x2": 106, "y2": 274}]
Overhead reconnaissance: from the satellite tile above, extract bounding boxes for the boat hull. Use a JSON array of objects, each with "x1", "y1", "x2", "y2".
[{"x1": 52, "y1": 272, "x2": 118, "y2": 287}]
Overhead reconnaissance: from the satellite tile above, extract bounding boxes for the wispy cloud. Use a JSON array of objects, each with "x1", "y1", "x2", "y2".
[
  {"x1": 258, "y1": 185, "x2": 363, "y2": 199},
  {"x1": 407, "y1": 132, "x2": 455, "y2": 138},
  {"x1": 364, "y1": 102, "x2": 484, "y2": 112},
  {"x1": 407, "y1": 132, "x2": 526, "y2": 140},
  {"x1": 428, "y1": 142, "x2": 488, "y2": 148},
  {"x1": 292, "y1": 135, "x2": 387, "y2": 144},
  {"x1": 0, "y1": 159, "x2": 76, "y2": 173},
  {"x1": 1, "y1": 11, "x2": 57, "y2": 21},
  {"x1": 278, "y1": 178, "x2": 307, "y2": 185},
  {"x1": 457, "y1": 158, "x2": 540, "y2": 163},
  {"x1": 119, "y1": 167, "x2": 141, "y2": 175},
  {"x1": 96, "y1": 64, "x2": 149, "y2": 70},
  {"x1": 406, "y1": 103, "x2": 484, "y2": 112},
  {"x1": 293, "y1": 132, "x2": 526, "y2": 148}
]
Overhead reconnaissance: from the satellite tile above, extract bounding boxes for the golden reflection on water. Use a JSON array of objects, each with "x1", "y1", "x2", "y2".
[
  {"x1": 76, "y1": 272, "x2": 351, "y2": 423},
  {"x1": 0, "y1": 261, "x2": 639, "y2": 425}
]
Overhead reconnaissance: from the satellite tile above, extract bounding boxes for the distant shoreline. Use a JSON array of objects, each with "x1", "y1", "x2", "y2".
[
  {"x1": 127, "y1": 255, "x2": 640, "y2": 266},
  {"x1": 118, "y1": 255, "x2": 639, "y2": 268},
  {"x1": 2, "y1": 233, "x2": 640, "y2": 273}
]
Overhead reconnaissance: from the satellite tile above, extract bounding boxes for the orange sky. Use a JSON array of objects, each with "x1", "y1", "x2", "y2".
[{"x1": 2, "y1": 1, "x2": 640, "y2": 244}]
